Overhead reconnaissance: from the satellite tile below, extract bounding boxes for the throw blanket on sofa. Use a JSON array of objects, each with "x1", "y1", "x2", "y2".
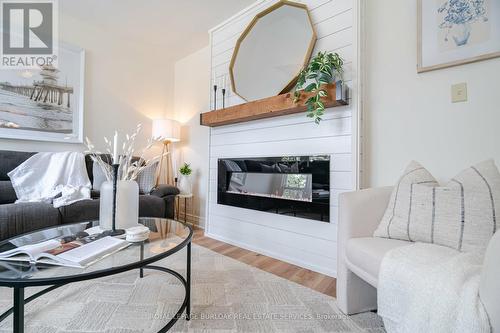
[
  {"x1": 378, "y1": 243, "x2": 491, "y2": 333},
  {"x1": 8, "y1": 152, "x2": 91, "y2": 208}
]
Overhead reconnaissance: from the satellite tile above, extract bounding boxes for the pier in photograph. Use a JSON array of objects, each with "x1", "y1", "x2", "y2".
[{"x1": 0, "y1": 65, "x2": 74, "y2": 108}]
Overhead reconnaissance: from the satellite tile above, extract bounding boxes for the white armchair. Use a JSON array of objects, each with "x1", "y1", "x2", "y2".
[{"x1": 337, "y1": 187, "x2": 500, "y2": 331}]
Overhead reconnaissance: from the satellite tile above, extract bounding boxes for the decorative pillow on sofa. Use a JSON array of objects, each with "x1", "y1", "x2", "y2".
[
  {"x1": 92, "y1": 162, "x2": 108, "y2": 191},
  {"x1": 136, "y1": 161, "x2": 159, "y2": 194},
  {"x1": 374, "y1": 160, "x2": 500, "y2": 253}
]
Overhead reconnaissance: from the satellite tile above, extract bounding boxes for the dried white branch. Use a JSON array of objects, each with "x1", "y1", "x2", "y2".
[{"x1": 86, "y1": 123, "x2": 164, "y2": 182}]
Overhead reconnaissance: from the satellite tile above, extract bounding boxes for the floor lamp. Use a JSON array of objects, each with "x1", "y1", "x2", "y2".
[{"x1": 152, "y1": 119, "x2": 181, "y2": 186}]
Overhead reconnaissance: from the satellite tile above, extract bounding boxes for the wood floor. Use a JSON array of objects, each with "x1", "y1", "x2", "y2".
[{"x1": 192, "y1": 227, "x2": 337, "y2": 298}]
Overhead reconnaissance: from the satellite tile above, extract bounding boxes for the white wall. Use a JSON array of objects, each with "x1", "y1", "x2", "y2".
[
  {"x1": 364, "y1": 0, "x2": 500, "y2": 186},
  {"x1": 0, "y1": 12, "x2": 174, "y2": 155},
  {"x1": 173, "y1": 46, "x2": 211, "y2": 227},
  {"x1": 203, "y1": 0, "x2": 360, "y2": 277}
]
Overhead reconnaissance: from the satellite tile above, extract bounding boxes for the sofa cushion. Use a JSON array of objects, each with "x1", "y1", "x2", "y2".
[
  {"x1": 92, "y1": 162, "x2": 108, "y2": 191},
  {"x1": 139, "y1": 195, "x2": 166, "y2": 218},
  {"x1": 346, "y1": 237, "x2": 410, "y2": 287},
  {"x1": 136, "y1": 161, "x2": 159, "y2": 194},
  {"x1": 59, "y1": 199, "x2": 99, "y2": 224},
  {"x1": 59, "y1": 195, "x2": 167, "y2": 225},
  {"x1": 85, "y1": 154, "x2": 112, "y2": 185},
  {"x1": 0, "y1": 202, "x2": 61, "y2": 241},
  {"x1": 0, "y1": 181, "x2": 17, "y2": 204},
  {"x1": 0, "y1": 150, "x2": 36, "y2": 181}
]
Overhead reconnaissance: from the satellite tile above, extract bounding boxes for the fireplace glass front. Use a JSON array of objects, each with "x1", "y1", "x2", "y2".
[{"x1": 218, "y1": 156, "x2": 329, "y2": 222}]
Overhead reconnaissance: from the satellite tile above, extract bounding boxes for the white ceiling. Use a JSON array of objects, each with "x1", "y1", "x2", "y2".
[{"x1": 61, "y1": 0, "x2": 254, "y2": 61}]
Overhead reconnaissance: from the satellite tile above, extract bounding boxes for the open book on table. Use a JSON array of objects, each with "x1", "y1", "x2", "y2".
[{"x1": 0, "y1": 234, "x2": 130, "y2": 268}]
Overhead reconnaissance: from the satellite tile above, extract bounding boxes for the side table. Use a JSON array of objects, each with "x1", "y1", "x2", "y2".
[{"x1": 176, "y1": 193, "x2": 194, "y2": 223}]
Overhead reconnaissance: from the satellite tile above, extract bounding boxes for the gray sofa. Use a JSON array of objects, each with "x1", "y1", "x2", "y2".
[{"x1": 0, "y1": 150, "x2": 179, "y2": 241}]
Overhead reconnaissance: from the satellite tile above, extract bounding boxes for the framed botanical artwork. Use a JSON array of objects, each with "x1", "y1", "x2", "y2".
[
  {"x1": 0, "y1": 42, "x2": 85, "y2": 143},
  {"x1": 418, "y1": 0, "x2": 500, "y2": 73}
]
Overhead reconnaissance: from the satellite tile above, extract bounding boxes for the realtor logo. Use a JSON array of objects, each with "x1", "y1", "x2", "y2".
[{"x1": 1, "y1": 0, "x2": 58, "y2": 69}]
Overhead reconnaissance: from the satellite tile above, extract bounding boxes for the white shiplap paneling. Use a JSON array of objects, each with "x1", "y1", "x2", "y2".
[{"x1": 206, "y1": 0, "x2": 359, "y2": 277}]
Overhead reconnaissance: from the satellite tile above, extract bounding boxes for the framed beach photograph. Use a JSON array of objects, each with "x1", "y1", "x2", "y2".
[
  {"x1": 0, "y1": 43, "x2": 84, "y2": 143},
  {"x1": 418, "y1": 0, "x2": 500, "y2": 73}
]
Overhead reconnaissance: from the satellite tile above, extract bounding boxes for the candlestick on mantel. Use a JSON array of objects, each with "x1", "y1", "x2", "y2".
[
  {"x1": 213, "y1": 84, "x2": 218, "y2": 110},
  {"x1": 221, "y1": 76, "x2": 227, "y2": 109}
]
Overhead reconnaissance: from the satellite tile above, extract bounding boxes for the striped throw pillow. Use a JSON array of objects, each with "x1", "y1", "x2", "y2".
[
  {"x1": 374, "y1": 160, "x2": 499, "y2": 253},
  {"x1": 136, "y1": 161, "x2": 159, "y2": 194}
]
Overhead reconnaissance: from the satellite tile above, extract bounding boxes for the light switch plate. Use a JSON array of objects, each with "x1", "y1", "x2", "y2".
[{"x1": 451, "y1": 82, "x2": 467, "y2": 103}]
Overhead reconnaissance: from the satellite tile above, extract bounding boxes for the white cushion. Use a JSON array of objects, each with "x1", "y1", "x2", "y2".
[
  {"x1": 374, "y1": 160, "x2": 500, "y2": 253},
  {"x1": 346, "y1": 237, "x2": 410, "y2": 286},
  {"x1": 136, "y1": 161, "x2": 159, "y2": 194},
  {"x1": 374, "y1": 161, "x2": 438, "y2": 240}
]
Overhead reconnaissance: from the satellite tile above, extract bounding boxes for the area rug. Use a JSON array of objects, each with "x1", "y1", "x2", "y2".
[{"x1": 0, "y1": 243, "x2": 385, "y2": 332}]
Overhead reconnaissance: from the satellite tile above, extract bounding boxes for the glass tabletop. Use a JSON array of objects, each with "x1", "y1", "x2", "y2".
[{"x1": 0, "y1": 218, "x2": 192, "y2": 286}]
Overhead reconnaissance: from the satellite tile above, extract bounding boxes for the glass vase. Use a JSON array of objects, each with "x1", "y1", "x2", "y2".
[
  {"x1": 452, "y1": 23, "x2": 471, "y2": 46},
  {"x1": 99, "y1": 180, "x2": 139, "y2": 230}
]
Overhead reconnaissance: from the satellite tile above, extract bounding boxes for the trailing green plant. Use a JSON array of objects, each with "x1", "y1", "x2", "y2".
[
  {"x1": 294, "y1": 51, "x2": 343, "y2": 124},
  {"x1": 179, "y1": 163, "x2": 192, "y2": 176}
]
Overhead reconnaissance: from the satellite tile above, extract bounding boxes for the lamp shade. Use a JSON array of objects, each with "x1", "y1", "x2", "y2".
[{"x1": 152, "y1": 119, "x2": 181, "y2": 142}]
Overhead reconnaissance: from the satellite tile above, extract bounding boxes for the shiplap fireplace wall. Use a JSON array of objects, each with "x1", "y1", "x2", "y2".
[{"x1": 205, "y1": 0, "x2": 362, "y2": 277}]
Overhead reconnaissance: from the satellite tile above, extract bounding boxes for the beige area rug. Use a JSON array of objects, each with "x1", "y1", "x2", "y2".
[{"x1": 0, "y1": 243, "x2": 385, "y2": 332}]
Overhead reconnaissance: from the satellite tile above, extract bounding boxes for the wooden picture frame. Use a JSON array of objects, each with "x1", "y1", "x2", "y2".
[
  {"x1": 417, "y1": 0, "x2": 500, "y2": 73},
  {"x1": 229, "y1": 0, "x2": 317, "y2": 101}
]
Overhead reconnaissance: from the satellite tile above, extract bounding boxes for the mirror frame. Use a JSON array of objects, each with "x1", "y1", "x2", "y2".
[{"x1": 229, "y1": 0, "x2": 317, "y2": 102}]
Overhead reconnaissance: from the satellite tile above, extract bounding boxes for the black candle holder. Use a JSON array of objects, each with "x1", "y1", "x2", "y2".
[
  {"x1": 222, "y1": 88, "x2": 226, "y2": 109},
  {"x1": 213, "y1": 85, "x2": 218, "y2": 110},
  {"x1": 104, "y1": 164, "x2": 125, "y2": 237}
]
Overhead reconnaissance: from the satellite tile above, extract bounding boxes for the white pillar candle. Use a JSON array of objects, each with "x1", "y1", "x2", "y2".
[{"x1": 112, "y1": 131, "x2": 118, "y2": 164}]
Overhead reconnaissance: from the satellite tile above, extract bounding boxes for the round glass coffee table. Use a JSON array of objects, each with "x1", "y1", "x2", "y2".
[{"x1": 0, "y1": 217, "x2": 192, "y2": 333}]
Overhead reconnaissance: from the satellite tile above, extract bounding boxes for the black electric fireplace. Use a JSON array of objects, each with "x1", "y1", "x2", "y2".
[{"x1": 218, "y1": 156, "x2": 330, "y2": 222}]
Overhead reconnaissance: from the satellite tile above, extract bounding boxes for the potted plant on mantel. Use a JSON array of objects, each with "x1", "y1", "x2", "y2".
[{"x1": 294, "y1": 51, "x2": 344, "y2": 124}]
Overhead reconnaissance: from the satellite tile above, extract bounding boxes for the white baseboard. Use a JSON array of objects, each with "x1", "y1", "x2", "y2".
[{"x1": 205, "y1": 231, "x2": 337, "y2": 278}]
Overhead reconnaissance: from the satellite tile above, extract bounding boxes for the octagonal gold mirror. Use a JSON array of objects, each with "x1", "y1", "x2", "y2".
[{"x1": 229, "y1": 1, "x2": 316, "y2": 102}]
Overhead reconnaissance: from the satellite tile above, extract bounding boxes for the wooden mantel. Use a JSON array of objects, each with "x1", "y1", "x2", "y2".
[{"x1": 200, "y1": 81, "x2": 348, "y2": 127}]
